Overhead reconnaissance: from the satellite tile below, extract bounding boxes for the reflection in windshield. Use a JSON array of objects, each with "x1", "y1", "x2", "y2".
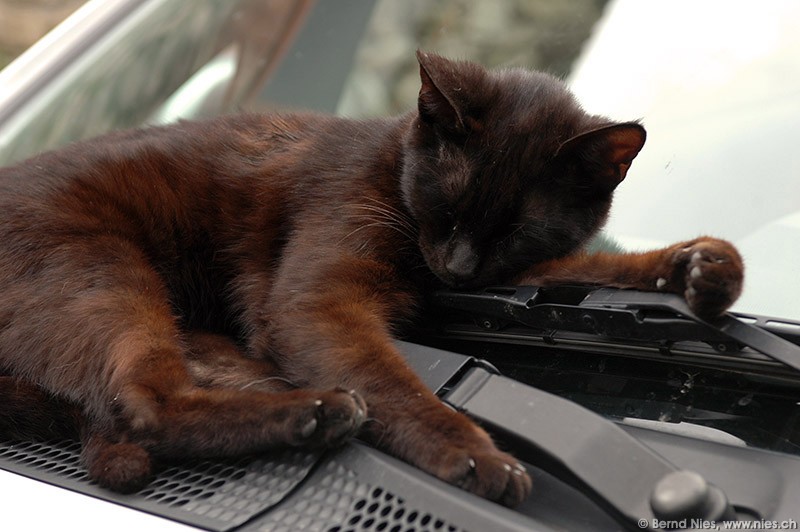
[{"x1": 338, "y1": 0, "x2": 607, "y2": 118}]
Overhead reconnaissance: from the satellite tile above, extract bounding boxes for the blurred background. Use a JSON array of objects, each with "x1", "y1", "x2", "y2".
[{"x1": 0, "y1": 0, "x2": 84, "y2": 68}]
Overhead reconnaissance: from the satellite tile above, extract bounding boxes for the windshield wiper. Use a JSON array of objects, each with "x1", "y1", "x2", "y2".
[
  {"x1": 431, "y1": 285, "x2": 800, "y2": 375},
  {"x1": 399, "y1": 340, "x2": 741, "y2": 530}
]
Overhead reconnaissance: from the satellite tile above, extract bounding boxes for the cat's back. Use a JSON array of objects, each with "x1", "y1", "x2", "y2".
[
  {"x1": 0, "y1": 111, "x2": 404, "y2": 266},
  {"x1": 0, "y1": 111, "x2": 395, "y2": 204},
  {"x1": 0, "y1": 113, "x2": 305, "y2": 195}
]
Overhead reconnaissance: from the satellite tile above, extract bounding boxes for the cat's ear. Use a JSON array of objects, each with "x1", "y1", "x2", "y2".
[
  {"x1": 415, "y1": 50, "x2": 483, "y2": 134},
  {"x1": 556, "y1": 123, "x2": 646, "y2": 191}
]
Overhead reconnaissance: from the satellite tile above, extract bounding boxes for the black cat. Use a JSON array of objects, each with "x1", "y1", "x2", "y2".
[{"x1": 0, "y1": 51, "x2": 742, "y2": 506}]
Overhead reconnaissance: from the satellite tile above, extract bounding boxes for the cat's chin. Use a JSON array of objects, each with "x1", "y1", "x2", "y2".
[{"x1": 434, "y1": 273, "x2": 500, "y2": 291}]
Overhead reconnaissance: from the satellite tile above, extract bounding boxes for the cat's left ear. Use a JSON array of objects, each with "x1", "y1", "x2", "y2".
[{"x1": 556, "y1": 123, "x2": 646, "y2": 191}]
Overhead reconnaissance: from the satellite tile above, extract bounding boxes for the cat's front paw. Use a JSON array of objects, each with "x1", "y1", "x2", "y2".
[
  {"x1": 367, "y1": 398, "x2": 532, "y2": 506},
  {"x1": 664, "y1": 237, "x2": 744, "y2": 319},
  {"x1": 291, "y1": 388, "x2": 367, "y2": 448},
  {"x1": 438, "y1": 446, "x2": 532, "y2": 507}
]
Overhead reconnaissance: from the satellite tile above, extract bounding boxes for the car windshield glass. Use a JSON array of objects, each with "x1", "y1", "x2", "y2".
[
  {"x1": 339, "y1": 0, "x2": 800, "y2": 322},
  {"x1": 567, "y1": 0, "x2": 800, "y2": 321},
  {"x1": 0, "y1": 0, "x2": 796, "y2": 321}
]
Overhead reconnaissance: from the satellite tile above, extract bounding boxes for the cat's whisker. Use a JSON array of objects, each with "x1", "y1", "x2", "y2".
[
  {"x1": 343, "y1": 210, "x2": 418, "y2": 243},
  {"x1": 346, "y1": 201, "x2": 409, "y2": 221},
  {"x1": 363, "y1": 416, "x2": 388, "y2": 447},
  {"x1": 346, "y1": 218, "x2": 416, "y2": 244},
  {"x1": 338, "y1": 221, "x2": 417, "y2": 249},
  {"x1": 362, "y1": 197, "x2": 417, "y2": 229},
  {"x1": 506, "y1": 223, "x2": 527, "y2": 239},
  {"x1": 345, "y1": 211, "x2": 405, "y2": 229},
  {"x1": 348, "y1": 202, "x2": 417, "y2": 236},
  {"x1": 239, "y1": 376, "x2": 298, "y2": 390}
]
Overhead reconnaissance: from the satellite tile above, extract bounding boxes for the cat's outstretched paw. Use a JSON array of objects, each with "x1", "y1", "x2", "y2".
[
  {"x1": 664, "y1": 237, "x2": 744, "y2": 319},
  {"x1": 292, "y1": 388, "x2": 367, "y2": 448},
  {"x1": 436, "y1": 445, "x2": 532, "y2": 507},
  {"x1": 378, "y1": 405, "x2": 532, "y2": 506}
]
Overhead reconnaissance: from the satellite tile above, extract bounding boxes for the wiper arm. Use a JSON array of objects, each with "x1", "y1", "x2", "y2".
[
  {"x1": 432, "y1": 285, "x2": 800, "y2": 374},
  {"x1": 399, "y1": 341, "x2": 740, "y2": 530}
]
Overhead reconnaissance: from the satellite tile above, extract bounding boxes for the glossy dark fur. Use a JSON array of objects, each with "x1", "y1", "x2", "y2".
[{"x1": 0, "y1": 52, "x2": 742, "y2": 505}]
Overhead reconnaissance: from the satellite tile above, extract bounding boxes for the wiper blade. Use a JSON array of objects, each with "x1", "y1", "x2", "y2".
[{"x1": 432, "y1": 285, "x2": 800, "y2": 374}]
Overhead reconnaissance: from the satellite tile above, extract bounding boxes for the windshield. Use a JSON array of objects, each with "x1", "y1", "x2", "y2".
[
  {"x1": 0, "y1": 0, "x2": 797, "y2": 323},
  {"x1": 568, "y1": 0, "x2": 800, "y2": 320}
]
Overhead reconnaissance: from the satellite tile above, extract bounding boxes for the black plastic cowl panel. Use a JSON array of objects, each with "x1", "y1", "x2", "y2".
[
  {"x1": 0, "y1": 438, "x2": 321, "y2": 531},
  {"x1": 245, "y1": 442, "x2": 539, "y2": 532}
]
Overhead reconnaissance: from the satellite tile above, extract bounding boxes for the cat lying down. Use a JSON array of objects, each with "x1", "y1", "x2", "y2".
[{"x1": 0, "y1": 51, "x2": 742, "y2": 507}]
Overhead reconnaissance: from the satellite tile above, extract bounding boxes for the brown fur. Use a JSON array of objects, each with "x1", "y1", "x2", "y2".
[
  {"x1": 518, "y1": 237, "x2": 743, "y2": 318},
  {"x1": 0, "y1": 52, "x2": 742, "y2": 506}
]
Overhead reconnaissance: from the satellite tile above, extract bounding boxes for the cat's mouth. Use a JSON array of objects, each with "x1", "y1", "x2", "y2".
[{"x1": 427, "y1": 260, "x2": 498, "y2": 289}]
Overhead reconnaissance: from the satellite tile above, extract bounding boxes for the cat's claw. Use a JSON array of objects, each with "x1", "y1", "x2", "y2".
[
  {"x1": 293, "y1": 389, "x2": 367, "y2": 448},
  {"x1": 669, "y1": 238, "x2": 744, "y2": 319},
  {"x1": 441, "y1": 448, "x2": 532, "y2": 507},
  {"x1": 299, "y1": 418, "x2": 318, "y2": 439}
]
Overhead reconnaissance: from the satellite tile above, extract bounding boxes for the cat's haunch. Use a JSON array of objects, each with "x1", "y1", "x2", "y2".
[{"x1": 0, "y1": 51, "x2": 742, "y2": 507}]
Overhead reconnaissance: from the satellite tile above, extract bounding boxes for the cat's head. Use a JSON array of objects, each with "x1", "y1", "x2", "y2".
[{"x1": 401, "y1": 51, "x2": 646, "y2": 287}]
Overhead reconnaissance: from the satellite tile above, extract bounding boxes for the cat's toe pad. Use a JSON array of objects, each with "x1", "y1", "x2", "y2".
[
  {"x1": 671, "y1": 238, "x2": 744, "y2": 319},
  {"x1": 439, "y1": 448, "x2": 532, "y2": 507},
  {"x1": 293, "y1": 389, "x2": 366, "y2": 448}
]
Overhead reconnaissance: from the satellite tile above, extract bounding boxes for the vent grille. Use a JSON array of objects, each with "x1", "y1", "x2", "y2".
[
  {"x1": 0, "y1": 440, "x2": 87, "y2": 481},
  {"x1": 0, "y1": 439, "x2": 322, "y2": 531},
  {"x1": 139, "y1": 453, "x2": 318, "y2": 522},
  {"x1": 252, "y1": 459, "x2": 462, "y2": 532},
  {"x1": 0, "y1": 440, "x2": 489, "y2": 532}
]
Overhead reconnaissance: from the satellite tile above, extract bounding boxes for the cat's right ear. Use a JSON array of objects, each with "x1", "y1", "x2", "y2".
[{"x1": 416, "y1": 50, "x2": 481, "y2": 134}]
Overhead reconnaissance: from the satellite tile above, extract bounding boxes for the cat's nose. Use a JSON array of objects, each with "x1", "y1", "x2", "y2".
[{"x1": 445, "y1": 238, "x2": 479, "y2": 283}]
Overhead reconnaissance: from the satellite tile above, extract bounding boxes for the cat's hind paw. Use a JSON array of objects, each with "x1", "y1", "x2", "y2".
[
  {"x1": 84, "y1": 440, "x2": 153, "y2": 494},
  {"x1": 667, "y1": 237, "x2": 744, "y2": 320}
]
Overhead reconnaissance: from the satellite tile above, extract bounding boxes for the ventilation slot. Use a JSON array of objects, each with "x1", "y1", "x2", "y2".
[
  {"x1": 254, "y1": 460, "x2": 462, "y2": 532},
  {"x1": 0, "y1": 440, "x2": 88, "y2": 481},
  {"x1": 0, "y1": 438, "x2": 322, "y2": 531}
]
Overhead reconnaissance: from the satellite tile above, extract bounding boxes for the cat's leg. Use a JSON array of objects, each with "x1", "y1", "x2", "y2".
[
  {"x1": 82, "y1": 331, "x2": 297, "y2": 493},
  {"x1": 0, "y1": 375, "x2": 152, "y2": 493},
  {"x1": 0, "y1": 376, "x2": 81, "y2": 441},
  {"x1": 263, "y1": 254, "x2": 532, "y2": 507},
  {"x1": 0, "y1": 241, "x2": 366, "y2": 491},
  {"x1": 93, "y1": 305, "x2": 366, "y2": 460},
  {"x1": 516, "y1": 236, "x2": 744, "y2": 319},
  {"x1": 0, "y1": 332, "x2": 307, "y2": 494},
  {"x1": 81, "y1": 430, "x2": 154, "y2": 493},
  {"x1": 184, "y1": 331, "x2": 296, "y2": 392}
]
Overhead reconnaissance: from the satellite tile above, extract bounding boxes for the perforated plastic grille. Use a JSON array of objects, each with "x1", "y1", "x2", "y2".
[
  {"x1": 0, "y1": 439, "x2": 88, "y2": 481},
  {"x1": 252, "y1": 459, "x2": 463, "y2": 532},
  {"x1": 138, "y1": 452, "x2": 319, "y2": 522},
  {"x1": 0, "y1": 438, "x2": 322, "y2": 531}
]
